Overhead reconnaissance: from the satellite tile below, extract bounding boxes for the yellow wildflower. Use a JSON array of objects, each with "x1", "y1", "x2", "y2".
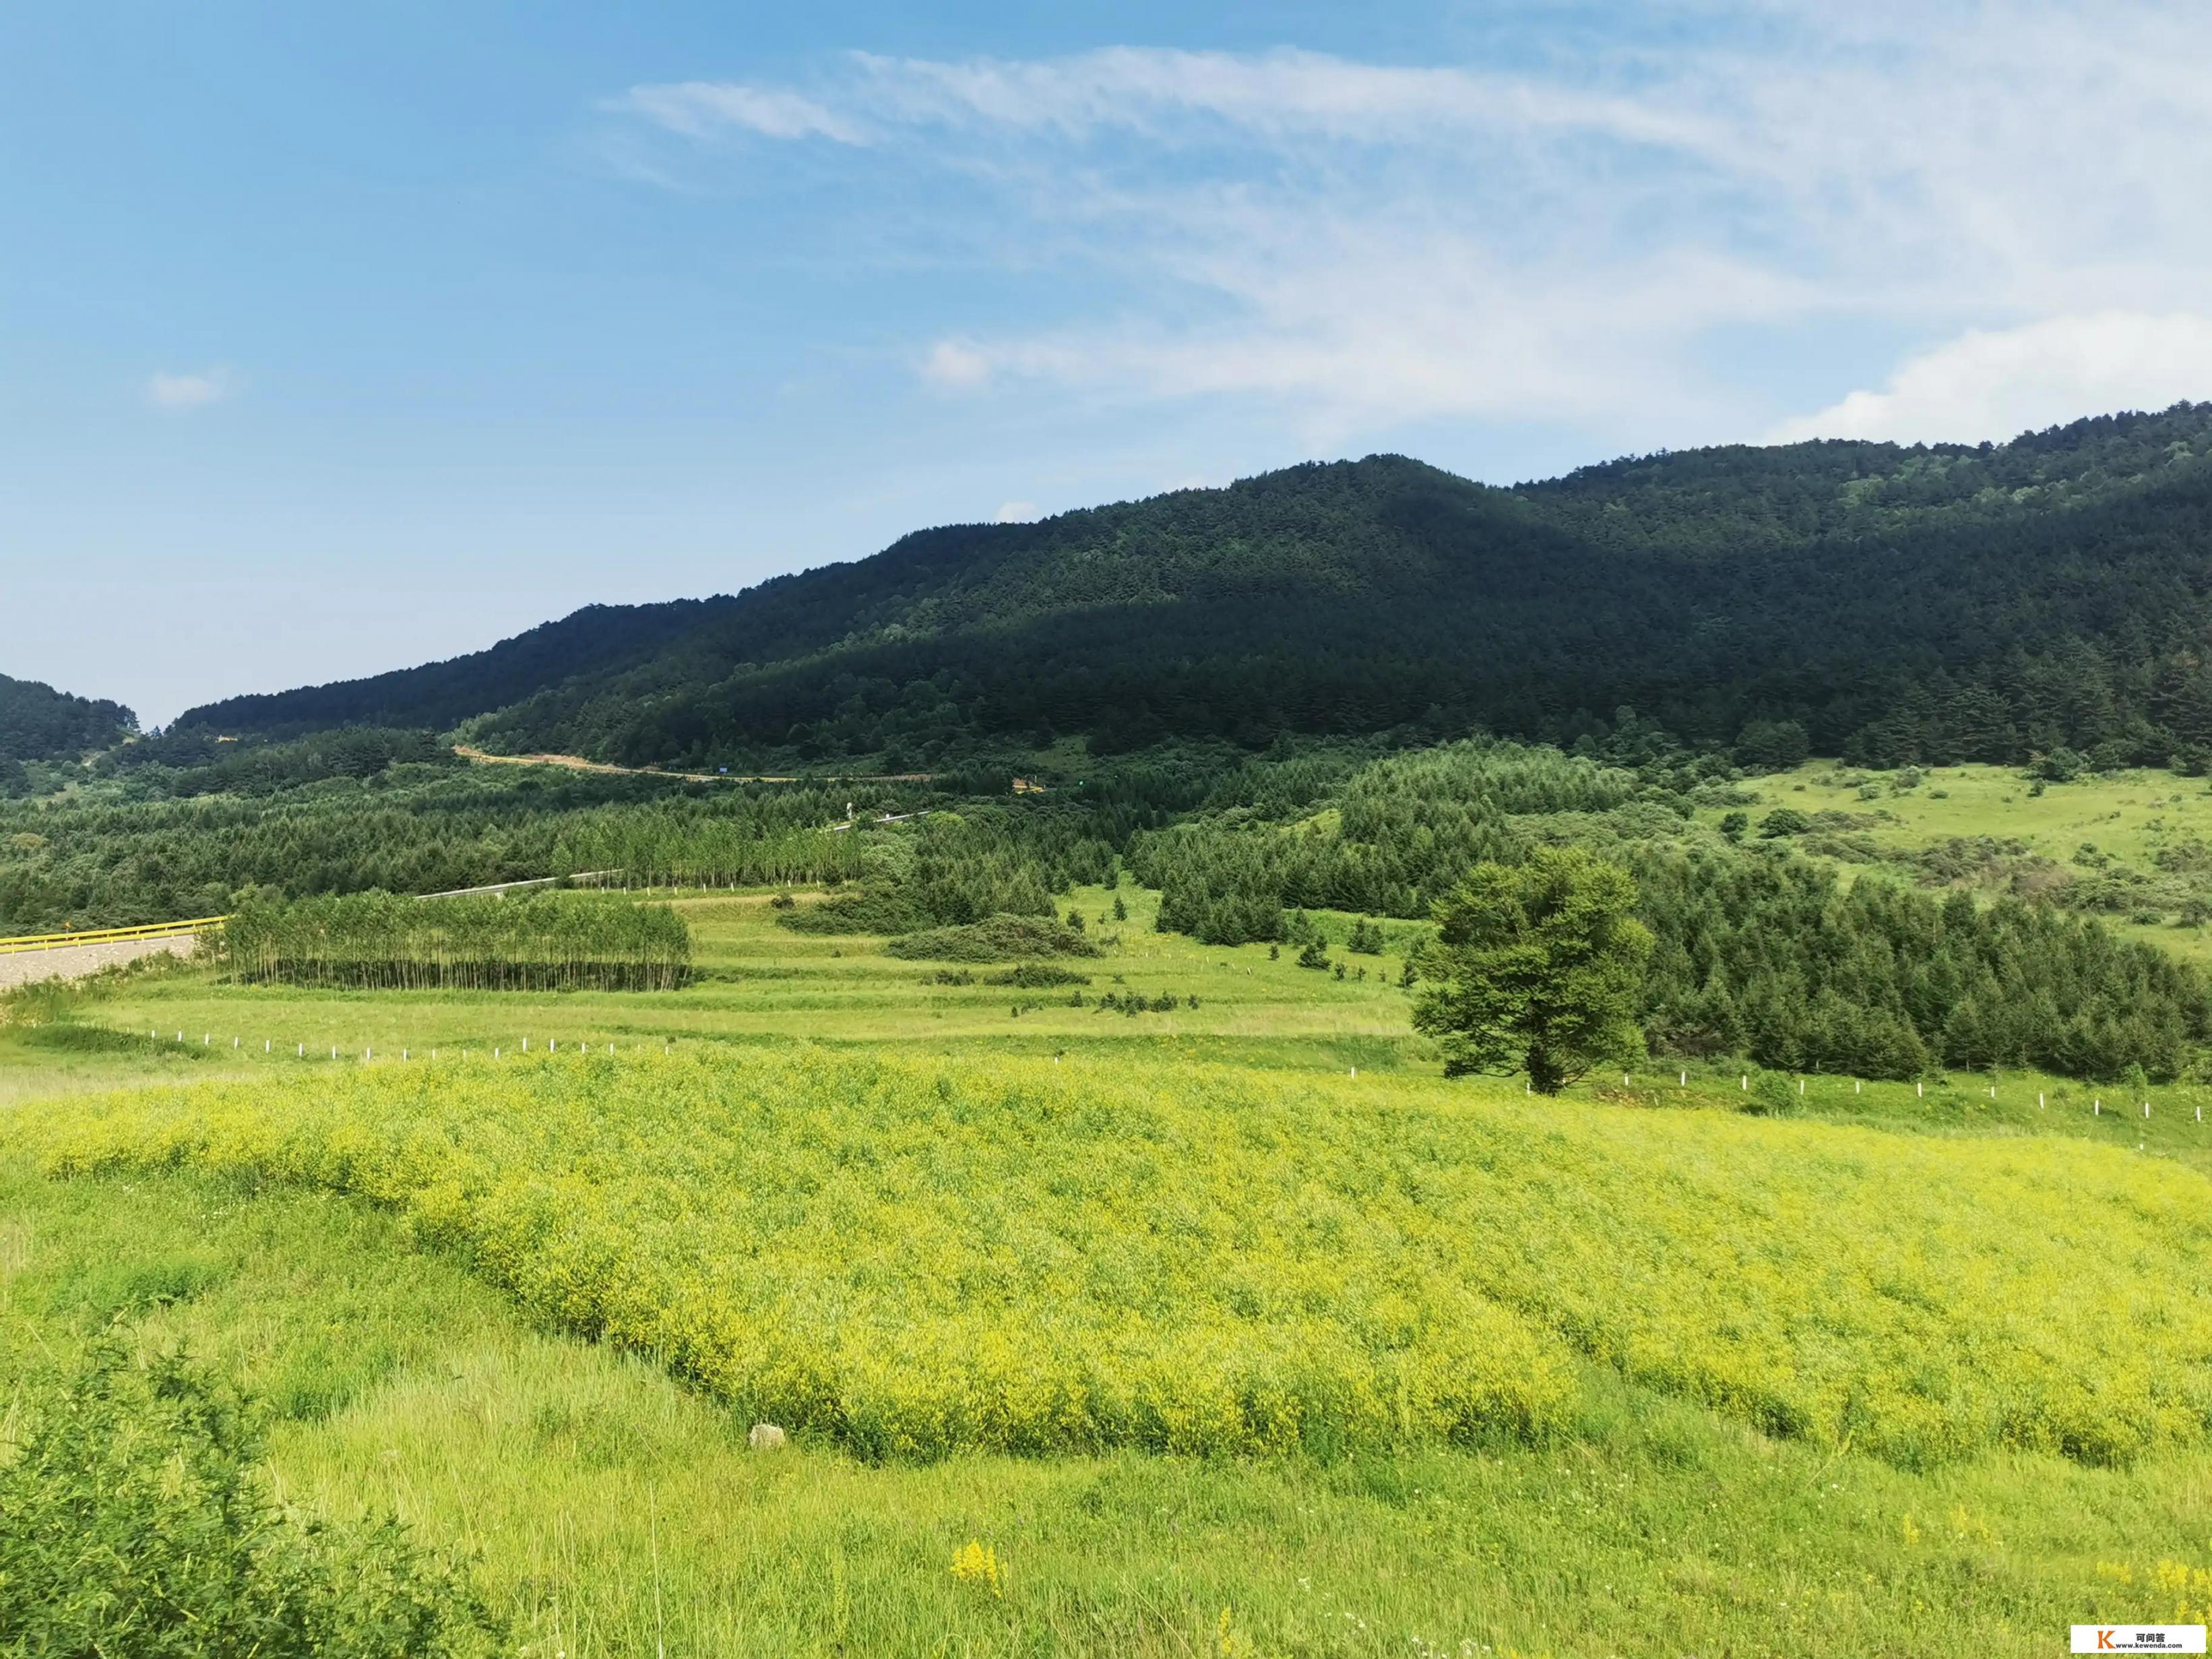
[{"x1": 951, "y1": 1539, "x2": 1003, "y2": 1596}]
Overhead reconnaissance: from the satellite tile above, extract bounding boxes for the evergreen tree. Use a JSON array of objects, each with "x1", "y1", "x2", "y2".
[{"x1": 1414, "y1": 848, "x2": 1653, "y2": 1093}]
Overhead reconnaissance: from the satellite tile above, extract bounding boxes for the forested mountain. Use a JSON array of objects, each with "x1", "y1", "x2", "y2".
[
  {"x1": 0, "y1": 673, "x2": 135, "y2": 765},
  {"x1": 177, "y1": 600, "x2": 724, "y2": 740},
  {"x1": 177, "y1": 404, "x2": 2212, "y2": 771}
]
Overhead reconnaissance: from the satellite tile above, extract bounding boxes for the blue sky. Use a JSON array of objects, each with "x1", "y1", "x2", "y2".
[{"x1": 7, "y1": 2, "x2": 2212, "y2": 725}]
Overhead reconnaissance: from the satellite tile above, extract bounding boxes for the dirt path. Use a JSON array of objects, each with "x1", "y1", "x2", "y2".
[
  {"x1": 0, "y1": 935, "x2": 198, "y2": 992},
  {"x1": 453, "y1": 745, "x2": 933, "y2": 784}
]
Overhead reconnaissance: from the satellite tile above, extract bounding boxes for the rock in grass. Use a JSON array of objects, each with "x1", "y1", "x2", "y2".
[{"x1": 749, "y1": 1422, "x2": 788, "y2": 1451}]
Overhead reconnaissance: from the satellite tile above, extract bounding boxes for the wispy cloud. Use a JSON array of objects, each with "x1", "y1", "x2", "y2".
[
  {"x1": 613, "y1": 7, "x2": 2212, "y2": 449},
  {"x1": 145, "y1": 367, "x2": 232, "y2": 412},
  {"x1": 616, "y1": 81, "x2": 866, "y2": 144}
]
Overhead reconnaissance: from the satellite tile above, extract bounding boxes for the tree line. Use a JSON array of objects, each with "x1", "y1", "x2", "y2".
[{"x1": 222, "y1": 890, "x2": 691, "y2": 993}]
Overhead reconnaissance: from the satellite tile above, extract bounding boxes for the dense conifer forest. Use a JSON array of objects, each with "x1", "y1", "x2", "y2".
[
  {"x1": 0, "y1": 672, "x2": 135, "y2": 782},
  {"x1": 159, "y1": 403, "x2": 2212, "y2": 774}
]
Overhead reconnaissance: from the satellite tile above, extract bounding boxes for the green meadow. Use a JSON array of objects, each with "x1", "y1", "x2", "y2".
[
  {"x1": 1709, "y1": 760, "x2": 2212, "y2": 964},
  {"x1": 7, "y1": 871, "x2": 2212, "y2": 1656},
  {"x1": 20, "y1": 885, "x2": 1420, "y2": 1085}
]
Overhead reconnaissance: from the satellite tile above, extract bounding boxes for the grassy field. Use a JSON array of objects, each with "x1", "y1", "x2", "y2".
[
  {"x1": 17, "y1": 880, "x2": 2212, "y2": 1166},
  {"x1": 9, "y1": 879, "x2": 2212, "y2": 1654},
  {"x1": 14, "y1": 1154, "x2": 2212, "y2": 1658},
  {"x1": 4, "y1": 884, "x2": 1422, "y2": 1094},
  {"x1": 1704, "y1": 759, "x2": 2212, "y2": 962}
]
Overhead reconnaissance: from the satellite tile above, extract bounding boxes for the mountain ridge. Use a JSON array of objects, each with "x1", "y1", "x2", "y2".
[{"x1": 172, "y1": 404, "x2": 2212, "y2": 771}]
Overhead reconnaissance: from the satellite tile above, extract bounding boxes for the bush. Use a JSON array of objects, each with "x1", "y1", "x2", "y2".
[
  {"x1": 778, "y1": 885, "x2": 924, "y2": 935},
  {"x1": 0, "y1": 1342, "x2": 499, "y2": 1657},
  {"x1": 884, "y1": 913, "x2": 1102, "y2": 962},
  {"x1": 1742, "y1": 1070, "x2": 1798, "y2": 1115},
  {"x1": 985, "y1": 964, "x2": 1092, "y2": 988}
]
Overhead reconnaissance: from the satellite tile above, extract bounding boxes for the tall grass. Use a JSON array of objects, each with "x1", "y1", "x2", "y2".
[
  {"x1": 25, "y1": 1047, "x2": 2212, "y2": 1468},
  {"x1": 220, "y1": 891, "x2": 690, "y2": 992},
  {"x1": 18, "y1": 1154, "x2": 2203, "y2": 1659}
]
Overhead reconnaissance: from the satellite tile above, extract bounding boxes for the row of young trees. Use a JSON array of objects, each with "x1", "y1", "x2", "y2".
[{"x1": 222, "y1": 891, "x2": 691, "y2": 992}]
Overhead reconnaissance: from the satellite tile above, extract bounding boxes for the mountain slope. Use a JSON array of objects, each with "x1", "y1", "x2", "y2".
[
  {"x1": 176, "y1": 599, "x2": 726, "y2": 741},
  {"x1": 178, "y1": 404, "x2": 2212, "y2": 769},
  {"x1": 0, "y1": 673, "x2": 136, "y2": 763}
]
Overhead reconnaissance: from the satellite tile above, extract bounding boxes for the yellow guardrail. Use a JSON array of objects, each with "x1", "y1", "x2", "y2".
[{"x1": 0, "y1": 916, "x2": 228, "y2": 956}]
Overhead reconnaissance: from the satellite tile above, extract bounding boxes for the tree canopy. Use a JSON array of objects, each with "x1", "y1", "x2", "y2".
[{"x1": 1413, "y1": 848, "x2": 1655, "y2": 1092}]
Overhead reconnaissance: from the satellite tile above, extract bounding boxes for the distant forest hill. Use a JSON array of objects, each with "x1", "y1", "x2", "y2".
[
  {"x1": 0, "y1": 674, "x2": 135, "y2": 766},
  {"x1": 177, "y1": 403, "x2": 2212, "y2": 772}
]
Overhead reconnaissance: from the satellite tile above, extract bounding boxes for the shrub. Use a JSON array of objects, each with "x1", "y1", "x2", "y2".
[
  {"x1": 777, "y1": 885, "x2": 924, "y2": 935},
  {"x1": 0, "y1": 1342, "x2": 499, "y2": 1656},
  {"x1": 885, "y1": 914, "x2": 1102, "y2": 962},
  {"x1": 984, "y1": 964, "x2": 1092, "y2": 988}
]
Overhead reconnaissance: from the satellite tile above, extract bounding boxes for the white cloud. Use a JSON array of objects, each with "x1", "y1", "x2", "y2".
[
  {"x1": 992, "y1": 500, "x2": 1038, "y2": 523},
  {"x1": 614, "y1": 8, "x2": 2212, "y2": 447},
  {"x1": 922, "y1": 340, "x2": 992, "y2": 388},
  {"x1": 839, "y1": 46, "x2": 1729, "y2": 154},
  {"x1": 617, "y1": 81, "x2": 866, "y2": 144},
  {"x1": 145, "y1": 368, "x2": 232, "y2": 411},
  {"x1": 1768, "y1": 313, "x2": 2212, "y2": 445}
]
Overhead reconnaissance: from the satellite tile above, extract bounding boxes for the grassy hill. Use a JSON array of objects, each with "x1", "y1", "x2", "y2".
[{"x1": 172, "y1": 403, "x2": 2212, "y2": 773}]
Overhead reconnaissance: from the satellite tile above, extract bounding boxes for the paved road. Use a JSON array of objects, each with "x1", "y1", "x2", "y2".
[{"x1": 0, "y1": 934, "x2": 198, "y2": 993}]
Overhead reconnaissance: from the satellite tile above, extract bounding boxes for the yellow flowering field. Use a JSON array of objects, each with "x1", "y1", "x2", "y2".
[{"x1": 19, "y1": 1046, "x2": 2212, "y2": 1466}]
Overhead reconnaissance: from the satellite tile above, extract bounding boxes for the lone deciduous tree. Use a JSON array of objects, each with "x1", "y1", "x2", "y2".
[{"x1": 1412, "y1": 847, "x2": 1653, "y2": 1093}]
